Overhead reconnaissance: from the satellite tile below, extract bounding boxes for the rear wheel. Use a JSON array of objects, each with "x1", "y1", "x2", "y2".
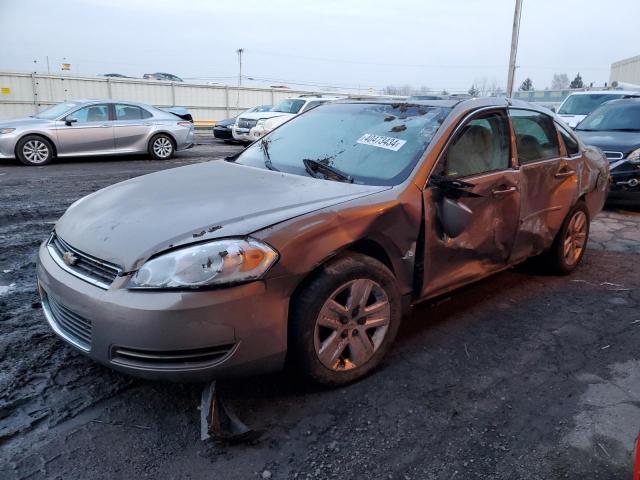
[
  {"x1": 148, "y1": 134, "x2": 174, "y2": 160},
  {"x1": 16, "y1": 135, "x2": 54, "y2": 166},
  {"x1": 289, "y1": 253, "x2": 401, "y2": 386},
  {"x1": 541, "y1": 202, "x2": 590, "y2": 275}
]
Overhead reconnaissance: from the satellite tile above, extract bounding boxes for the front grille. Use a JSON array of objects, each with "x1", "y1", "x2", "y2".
[
  {"x1": 237, "y1": 117, "x2": 257, "y2": 129},
  {"x1": 111, "y1": 344, "x2": 235, "y2": 370},
  {"x1": 42, "y1": 291, "x2": 92, "y2": 351},
  {"x1": 603, "y1": 151, "x2": 624, "y2": 160},
  {"x1": 48, "y1": 233, "x2": 121, "y2": 289}
]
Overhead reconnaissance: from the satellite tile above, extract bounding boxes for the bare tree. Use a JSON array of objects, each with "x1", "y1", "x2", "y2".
[{"x1": 551, "y1": 73, "x2": 569, "y2": 90}]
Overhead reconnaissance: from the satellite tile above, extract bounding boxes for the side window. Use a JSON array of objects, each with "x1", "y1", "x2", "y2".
[
  {"x1": 70, "y1": 104, "x2": 109, "y2": 123},
  {"x1": 556, "y1": 123, "x2": 580, "y2": 156},
  {"x1": 115, "y1": 104, "x2": 147, "y2": 121},
  {"x1": 510, "y1": 109, "x2": 560, "y2": 163},
  {"x1": 435, "y1": 111, "x2": 511, "y2": 178}
]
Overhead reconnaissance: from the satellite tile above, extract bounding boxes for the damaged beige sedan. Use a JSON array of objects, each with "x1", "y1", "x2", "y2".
[{"x1": 37, "y1": 98, "x2": 608, "y2": 386}]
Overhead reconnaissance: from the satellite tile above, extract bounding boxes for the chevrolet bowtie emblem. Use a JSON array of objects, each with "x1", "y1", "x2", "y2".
[{"x1": 62, "y1": 251, "x2": 78, "y2": 266}]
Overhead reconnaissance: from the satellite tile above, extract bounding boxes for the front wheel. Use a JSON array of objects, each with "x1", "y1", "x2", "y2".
[
  {"x1": 289, "y1": 253, "x2": 401, "y2": 386},
  {"x1": 541, "y1": 202, "x2": 590, "y2": 275},
  {"x1": 148, "y1": 134, "x2": 174, "y2": 160},
  {"x1": 16, "y1": 135, "x2": 54, "y2": 166}
]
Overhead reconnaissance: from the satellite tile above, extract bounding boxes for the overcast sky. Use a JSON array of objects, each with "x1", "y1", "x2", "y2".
[{"x1": 0, "y1": 0, "x2": 637, "y2": 93}]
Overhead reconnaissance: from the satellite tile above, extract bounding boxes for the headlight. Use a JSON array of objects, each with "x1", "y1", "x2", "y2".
[
  {"x1": 627, "y1": 148, "x2": 640, "y2": 164},
  {"x1": 256, "y1": 119, "x2": 266, "y2": 128},
  {"x1": 0, "y1": 128, "x2": 16, "y2": 134},
  {"x1": 128, "y1": 238, "x2": 278, "y2": 289}
]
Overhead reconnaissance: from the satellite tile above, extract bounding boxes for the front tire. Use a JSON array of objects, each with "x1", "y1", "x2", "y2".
[
  {"x1": 16, "y1": 135, "x2": 54, "y2": 166},
  {"x1": 289, "y1": 253, "x2": 402, "y2": 386},
  {"x1": 148, "y1": 134, "x2": 174, "y2": 160},
  {"x1": 541, "y1": 202, "x2": 590, "y2": 275}
]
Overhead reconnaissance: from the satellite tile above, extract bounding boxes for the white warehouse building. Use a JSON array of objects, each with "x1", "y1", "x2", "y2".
[{"x1": 610, "y1": 54, "x2": 640, "y2": 86}]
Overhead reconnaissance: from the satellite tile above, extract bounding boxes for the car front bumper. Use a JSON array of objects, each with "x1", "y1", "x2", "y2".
[
  {"x1": 231, "y1": 126, "x2": 252, "y2": 142},
  {"x1": 36, "y1": 241, "x2": 289, "y2": 382},
  {"x1": 213, "y1": 126, "x2": 233, "y2": 140},
  {"x1": 0, "y1": 131, "x2": 19, "y2": 159},
  {"x1": 608, "y1": 162, "x2": 640, "y2": 205}
]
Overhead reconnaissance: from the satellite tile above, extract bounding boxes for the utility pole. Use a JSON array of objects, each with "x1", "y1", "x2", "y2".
[
  {"x1": 506, "y1": 0, "x2": 523, "y2": 97},
  {"x1": 46, "y1": 56, "x2": 50, "y2": 74}
]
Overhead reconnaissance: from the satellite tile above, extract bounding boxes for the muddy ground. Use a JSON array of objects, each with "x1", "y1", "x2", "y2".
[{"x1": 1, "y1": 135, "x2": 639, "y2": 479}]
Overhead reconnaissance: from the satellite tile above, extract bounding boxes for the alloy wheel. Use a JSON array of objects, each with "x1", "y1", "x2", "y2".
[
  {"x1": 314, "y1": 278, "x2": 390, "y2": 371},
  {"x1": 563, "y1": 210, "x2": 587, "y2": 266},
  {"x1": 153, "y1": 137, "x2": 173, "y2": 158},
  {"x1": 23, "y1": 140, "x2": 49, "y2": 164}
]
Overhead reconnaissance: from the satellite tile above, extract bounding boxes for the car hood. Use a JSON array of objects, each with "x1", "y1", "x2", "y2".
[
  {"x1": 0, "y1": 117, "x2": 53, "y2": 128},
  {"x1": 55, "y1": 161, "x2": 388, "y2": 271},
  {"x1": 557, "y1": 114, "x2": 586, "y2": 128},
  {"x1": 575, "y1": 130, "x2": 640, "y2": 157},
  {"x1": 216, "y1": 117, "x2": 236, "y2": 127},
  {"x1": 237, "y1": 111, "x2": 293, "y2": 121}
]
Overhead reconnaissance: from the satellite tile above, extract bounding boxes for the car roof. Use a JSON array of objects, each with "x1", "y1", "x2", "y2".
[
  {"x1": 593, "y1": 97, "x2": 640, "y2": 107},
  {"x1": 565, "y1": 90, "x2": 640, "y2": 96},
  {"x1": 66, "y1": 99, "x2": 155, "y2": 109},
  {"x1": 332, "y1": 96, "x2": 555, "y2": 115}
]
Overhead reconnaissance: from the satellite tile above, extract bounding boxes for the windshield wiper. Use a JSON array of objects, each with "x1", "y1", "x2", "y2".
[
  {"x1": 260, "y1": 139, "x2": 279, "y2": 171},
  {"x1": 303, "y1": 158, "x2": 353, "y2": 183},
  {"x1": 606, "y1": 128, "x2": 640, "y2": 132}
]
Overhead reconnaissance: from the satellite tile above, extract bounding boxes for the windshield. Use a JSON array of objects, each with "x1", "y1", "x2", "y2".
[
  {"x1": 235, "y1": 103, "x2": 450, "y2": 186},
  {"x1": 558, "y1": 94, "x2": 625, "y2": 115},
  {"x1": 576, "y1": 102, "x2": 640, "y2": 132},
  {"x1": 35, "y1": 102, "x2": 79, "y2": 119},
  {"x1": 272, "y1": 99, "x2": 306, "y2": 114}
]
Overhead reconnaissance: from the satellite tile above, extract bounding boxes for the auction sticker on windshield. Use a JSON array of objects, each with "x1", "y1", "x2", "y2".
[{"x1": 357, "y1": 134, "x2": 407, "y2": 152}]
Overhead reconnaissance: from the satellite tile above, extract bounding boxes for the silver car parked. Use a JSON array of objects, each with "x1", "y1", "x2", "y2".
[{"x1": 0, "y1": 99, "x2": 194, "y2": 165}]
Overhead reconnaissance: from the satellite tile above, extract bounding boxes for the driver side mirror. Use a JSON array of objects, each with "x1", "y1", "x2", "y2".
[
  {"x1": 65, "y1": 116, "x2": 78, "y2": 126},
  {"x1": 549, "y1": 106, "x2": 556, "y2": 113}
]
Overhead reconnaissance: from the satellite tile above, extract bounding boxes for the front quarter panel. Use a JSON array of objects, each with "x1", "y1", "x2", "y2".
[{"x1": 253, "y1": 185, "x2": 423, "y2": 298}]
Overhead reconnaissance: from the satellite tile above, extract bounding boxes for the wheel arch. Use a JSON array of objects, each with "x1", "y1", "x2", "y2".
[
  {"x1": 148, "y1": 130, "x2": 177, "y2": 149},
  {"x1": 15, "y1": 132, "x2": 58, "y2": 158},
  {"x1": 287, "y1": 237, "x2": 401, "y2": 319}
]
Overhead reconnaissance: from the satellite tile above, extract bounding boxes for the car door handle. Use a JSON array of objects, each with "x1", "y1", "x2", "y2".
[
  {"x1": 555, "y1": 169, "x2": 575, "y2": 179},
  {"x1": 492, "y1": 186, "x2": 517, "y2": 196},
  {"x1": 100, "y1": 124, "x2": 111, "y2": 128}
]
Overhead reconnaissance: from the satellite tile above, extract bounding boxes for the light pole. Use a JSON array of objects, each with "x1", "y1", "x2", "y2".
[
  {"x1": 506, "y1": 0, "x2": 523, "y2": 97},
  {"x1": 237, "y1": 48, "x2": 244, "y2": 87},
  {"x1": 236, "y1": 48, "x2": 244, "y2": 109}
]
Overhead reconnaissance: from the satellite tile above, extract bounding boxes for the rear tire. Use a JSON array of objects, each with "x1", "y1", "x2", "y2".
[
  {"x1": 16, "y1": 135, "x2": 54, "y2": 166},
  {"x1": 289, "y1": 253, "x2": 401, "y2": 386},
  {"x1": 148, "y1": 134, "x2": 174, "y2": 160},
  {"x1": 540, "y1": 202, "x2": 590, "y2": 275}
]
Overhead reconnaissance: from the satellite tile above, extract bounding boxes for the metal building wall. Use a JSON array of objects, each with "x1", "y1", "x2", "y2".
[
  {"x1": 0, "y1": 72, "x2": 330, "y2": 121},
  {"x1": 610, "y1": 55, "x2": 640, "y2": 86}
]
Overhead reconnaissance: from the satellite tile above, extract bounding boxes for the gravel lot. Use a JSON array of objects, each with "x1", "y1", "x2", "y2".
[{"x1": 1, "y1": 135, "x2": 639, "y2": 479}]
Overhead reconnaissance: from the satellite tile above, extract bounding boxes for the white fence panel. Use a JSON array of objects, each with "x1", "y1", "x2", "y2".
[{"x1": 0, "y1": 72, "x2": 341, "y2": 121}]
